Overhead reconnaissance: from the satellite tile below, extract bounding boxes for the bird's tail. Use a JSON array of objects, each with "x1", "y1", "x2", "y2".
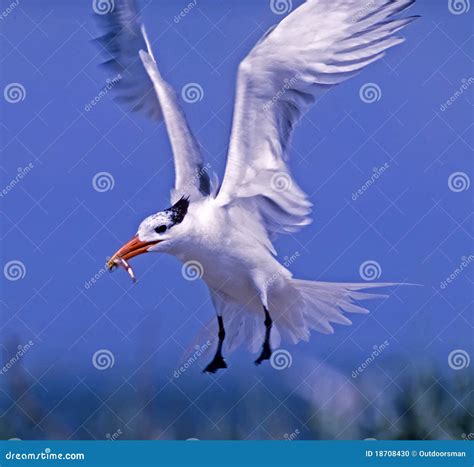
[
  {"x1": 266, "y1": 279, "x2": 400, "y2": 350},
  {"x1": 179, "y1": 280, "x2": 407, "y2": 364}
]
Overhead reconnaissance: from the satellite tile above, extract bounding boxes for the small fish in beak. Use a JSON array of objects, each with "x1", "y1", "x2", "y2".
[
  {"x1": 108, "y1": 257, "x2": 136, "y2": 283},
  {"x1": 107, "y1": 235, "x2": 160, "y2": 282}
]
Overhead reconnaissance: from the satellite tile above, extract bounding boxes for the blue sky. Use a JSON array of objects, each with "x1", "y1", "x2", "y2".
[{"x1": 0, "y1": 0, "x2": 472, "y2": 439}]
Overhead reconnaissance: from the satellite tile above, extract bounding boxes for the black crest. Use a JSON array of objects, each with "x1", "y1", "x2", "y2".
[{"x1": 167, "y1": 196, "x2": 189, "y2": 225}]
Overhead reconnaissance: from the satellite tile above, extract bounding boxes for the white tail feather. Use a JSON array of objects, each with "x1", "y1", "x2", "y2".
[
  {"x1": 269, "y1": 279, "x2": 396, "y2": 346},
  {"x1": 180, "y1": 280, "x2": 402, "y2": 364}
]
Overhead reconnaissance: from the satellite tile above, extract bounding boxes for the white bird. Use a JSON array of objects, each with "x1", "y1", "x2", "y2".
[{"x1": 98, "y1": 0, "x2": 417, "y2": 373}]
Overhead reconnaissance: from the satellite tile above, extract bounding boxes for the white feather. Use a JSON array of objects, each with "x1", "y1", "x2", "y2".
[
  {"x1": 217, "y1": 0, "x2": 417, "y2": 236},
  {"x1": 99, "y1": 1, "x2": 418, "y2": 366},
  {"x1": 96, "y1": 0, "x2": 210, "y2": 201}
]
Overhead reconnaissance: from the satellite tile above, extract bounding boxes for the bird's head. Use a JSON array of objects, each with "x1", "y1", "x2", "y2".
[{"x1": 107, "y1": 196, "x2": 190, "y2": 270}]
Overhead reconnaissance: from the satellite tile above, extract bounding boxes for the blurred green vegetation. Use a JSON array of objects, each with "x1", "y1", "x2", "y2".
[{"x1": 1, "y1": 361, "x2": 472, "y2": 440}]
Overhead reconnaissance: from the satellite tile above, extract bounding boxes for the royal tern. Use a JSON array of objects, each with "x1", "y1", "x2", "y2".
[{"x1": 97, "y1": 0, "x2": 417, "y2": 373}]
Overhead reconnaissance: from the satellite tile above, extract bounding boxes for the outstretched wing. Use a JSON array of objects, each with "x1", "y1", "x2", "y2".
[
  {"x1": 216, "y1": 0, "x2": 417, "y2": 235},
  {"x1": 95, "y1": 0, "x2": 210, "y2": 201}
]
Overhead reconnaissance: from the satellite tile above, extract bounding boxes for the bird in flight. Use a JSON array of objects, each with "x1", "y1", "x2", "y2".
[{"x1": 97, "y1": 0, "x2": 417, "y2": 373}]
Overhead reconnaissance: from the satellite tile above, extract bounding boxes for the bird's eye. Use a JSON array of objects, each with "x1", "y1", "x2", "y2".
[{"x1": 154, "y1": 225, "x2": 167, "y2": 234}]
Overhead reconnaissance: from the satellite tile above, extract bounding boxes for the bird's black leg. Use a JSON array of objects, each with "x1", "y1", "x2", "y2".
[
  {"x1": 255, "y1": 306, "x2": 273, "y2": 365},
  {"x1": 203, "y1": 315, "x2": 227, "y2": 374}
]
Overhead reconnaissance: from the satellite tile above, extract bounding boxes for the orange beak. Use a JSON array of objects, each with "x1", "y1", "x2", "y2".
[{"x1": 107, "y1": 235, "x2": 159, "y2": 270}]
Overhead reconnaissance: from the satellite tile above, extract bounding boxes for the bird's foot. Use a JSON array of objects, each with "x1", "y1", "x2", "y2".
[
  {"x1": 203, "y1": 355, "x2": 228, "y2": 374},
  {"x1": 254, "y1": 343, "x2": 272, "y2": 365}
]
